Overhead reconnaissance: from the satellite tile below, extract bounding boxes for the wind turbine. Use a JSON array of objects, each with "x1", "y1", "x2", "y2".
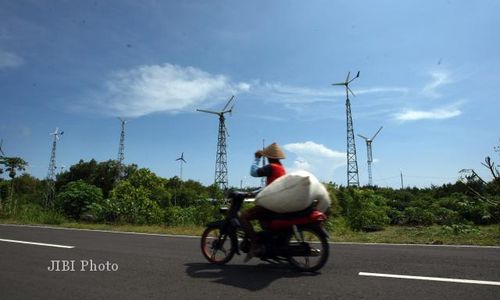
[
  {"x1": 358, "y1": 126, "x2": 383, "y2": 186},
  {"x1": 0, "y1": 139, "x2": 5, "y2": 157},
  {"x1": 175, "y1": 152, "x2": 187, "y2": 180},
  {"x1": 197, "y1": 95, "x2": 235, "y2": 191},
  {"x1": 46, "y1": 127, "x2": 64, "y2": 207},
  {"x1": 116, "y1": 117, "x2": 127, "y2": 180},
  {"x1": 333, "y1": 71, "x2": 361, "y2": 187}
]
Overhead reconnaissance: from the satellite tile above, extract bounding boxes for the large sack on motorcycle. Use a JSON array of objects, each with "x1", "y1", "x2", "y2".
[{"x1": 255, "y1": 170, "x2": 331, "y2": 213}]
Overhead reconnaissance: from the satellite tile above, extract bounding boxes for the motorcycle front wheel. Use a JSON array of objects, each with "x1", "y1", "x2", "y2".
[
  {"x1": 286, "y1": 225, "x2": 329, "y2": 272},
  {"x1": 201, "y1": 225, "x2": 236, "y2": 265}
]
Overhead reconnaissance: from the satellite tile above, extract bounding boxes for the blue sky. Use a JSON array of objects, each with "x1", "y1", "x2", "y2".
[{"x1": 1, "y1": 0, "x2": 499, "y2": 188}]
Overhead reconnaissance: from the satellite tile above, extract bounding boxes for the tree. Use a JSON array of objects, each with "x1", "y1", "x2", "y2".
[
  {"x1": 56, "y1": 159, "x2": 137, "y2": 198},
  {"x1": 0, "y1": 156, "x2": 28, "y2": 212},
  {"x1": 55, "y1": 180, "x2": 103, "y2": 219},
  {"x1": 93, "y1": 180, "x2": 162, "y2": 224}
]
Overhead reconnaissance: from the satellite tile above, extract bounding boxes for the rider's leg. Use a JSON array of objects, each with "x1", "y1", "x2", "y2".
[{"x1": 241, "y1": 206, "x2": 272, "y2": 262}]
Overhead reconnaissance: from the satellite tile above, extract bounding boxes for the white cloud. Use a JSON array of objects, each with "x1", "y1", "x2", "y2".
[
  {"x1": 89, "y1": 63, "x2": 250, "y2": 117},
  {"x1": 394, "y1": 106, "x2": 462, "y2": 121},
  {"x1": 251, "y1": 82, "x2": 408, "y2": 104},
  {"x1": 0, "y1": 50, "x2": 24, "y2": 68},
  {"x1": 283, "y1": 141, "x2": 345, "y2": 182},
  {"x1": 421, "y1": 71, "x2": 452, "y2": 98}
]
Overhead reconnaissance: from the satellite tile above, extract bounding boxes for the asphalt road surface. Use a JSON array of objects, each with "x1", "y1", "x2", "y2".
[{"x1": 1, "y1": 224, "x2": 499, "y2": 299}]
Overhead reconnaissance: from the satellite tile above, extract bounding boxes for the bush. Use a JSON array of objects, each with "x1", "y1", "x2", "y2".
[
  {"x1": 164, "y1": 204, "x2": 217, "y2": 226},
  {"x1": 90, "y1": 180, "x2": 163, "y2": 225},
  {"x1": 56, "y1": 180, "x2": 103, "y2": 219},
  {"x1": 404, "y1": 207, "x2": 436, "y2": 226},
  {"x1": 345, "y1": 189, "x2": 390, "y2": 231}
]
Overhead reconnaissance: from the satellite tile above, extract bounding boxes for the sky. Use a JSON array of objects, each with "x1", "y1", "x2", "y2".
[{"x1": 1, "y1": 0, "x2": 499, "y2": 188}]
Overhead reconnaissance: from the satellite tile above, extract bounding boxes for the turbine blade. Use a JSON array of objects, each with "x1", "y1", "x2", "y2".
[
  {"x1": 356, "y1": 71, "x2": 360, "y2": 78},
  {"x1": 332, "y1": 82, "x2": 345, "y2": 86},
  {"x1": 222, "y1": 95, "x2": 235, "y2": 112},
  {"x1": 357, "y1": 134, "x2": 369, "y2": 140},
  {"x1": 347, "y1": 86, "x2": 356, "y2": 97},
  {"x1": 181, "y1": 158, "x2": 186, "y2": 163},
  {"x1": 227, "y1": 103, "x2": 235, "y2": 115},
  {"x1": 197, "y1": 109, "x2": 220, "y2": 116},
  {"x1": 345, "y1": 72, "x2": 350, "y2": 83},
  {"x1": 371, "y1": 126, "x2": 383, "y2": 140}
]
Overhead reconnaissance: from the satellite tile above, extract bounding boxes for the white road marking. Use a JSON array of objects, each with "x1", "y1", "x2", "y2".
[
  {"x1": 359, "y1": 272, "x2": 500, "y2": 286},
  {"x1": 0, "y1": 238, "x2": 74, "y2": 249}
]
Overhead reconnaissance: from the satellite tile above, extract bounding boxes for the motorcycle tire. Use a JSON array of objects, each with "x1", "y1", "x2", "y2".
[
  {"x1": 286, "y1": 225, "x2": 329, "y2": 272},
  {"x1": 200, "y1": 225, "x2": 237, "y2": 265}
]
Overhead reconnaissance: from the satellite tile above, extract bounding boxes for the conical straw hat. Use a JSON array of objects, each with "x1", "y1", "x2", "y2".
[{"x1": 262, "y1": 142, "x2": 286, "y2": 159}]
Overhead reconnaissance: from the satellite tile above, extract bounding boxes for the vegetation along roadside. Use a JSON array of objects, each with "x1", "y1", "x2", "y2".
[{"x1": 1, "y1": 159, "x2": 499, "y2": 246}]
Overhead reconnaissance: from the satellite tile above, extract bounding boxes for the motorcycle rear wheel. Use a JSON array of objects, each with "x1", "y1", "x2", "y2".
[
  {"x1": 286, "y1": 226, "x2": 329, "y2": 272},
  {"x1": 201, "y1": 226, "x2": 236, "y2": 265}
]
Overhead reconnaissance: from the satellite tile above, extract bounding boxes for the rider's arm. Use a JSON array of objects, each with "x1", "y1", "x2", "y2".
[
  {"x1": 250, "y1": 157, "x2": 261, "y2": 177},
  {"x1": 250, "y1": 159, "x2": 273, "y2": 177}
]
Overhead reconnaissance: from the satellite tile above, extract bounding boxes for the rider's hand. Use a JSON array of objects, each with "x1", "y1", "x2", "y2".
[{"x1": 255, "y1": 150, "x2": 263, "y2": 158}]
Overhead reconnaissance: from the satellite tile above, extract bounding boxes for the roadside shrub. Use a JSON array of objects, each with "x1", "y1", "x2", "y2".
[
  {"x1": 90, "y1": 180, "x2": 163, "y2": 225},
  {"x1": 345, "y1": 189, "x2": 390, "y2": 231},
  {"x1": 56, "y1": 180, "x2": 103, "y2": 219},
  {"x1": 404, "y1": 207, "x2": 436, "y2": 226},
  {"x1": 164, "y1": 204, "x2": 217, "y2": 226},
  {"x1": 441, "y1": 224, "x2": 479, "y2": 235},
  {"x1": 432, "y1": 207, "x2": 461, "y2": 225}
]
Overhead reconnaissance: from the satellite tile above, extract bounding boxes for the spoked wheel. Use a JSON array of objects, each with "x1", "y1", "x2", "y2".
[
  {"x1": 201, "y1": 226, "x2": 236, "y2": 265},
  {"x1": 286, "y1": 226, "x2": 329, "y2": 272}
]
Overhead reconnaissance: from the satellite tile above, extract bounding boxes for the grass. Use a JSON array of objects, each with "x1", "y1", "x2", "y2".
[{"x1": 1, "y1": 216, "x2": 499, "y2": 246}]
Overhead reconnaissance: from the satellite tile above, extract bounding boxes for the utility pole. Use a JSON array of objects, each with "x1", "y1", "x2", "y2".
[
  {"x1": 400, "y1": 170, "x2": 404, "y2": 189},
  {"x1": 261, "y1": 139, "x2": 266, "y2": 188}
]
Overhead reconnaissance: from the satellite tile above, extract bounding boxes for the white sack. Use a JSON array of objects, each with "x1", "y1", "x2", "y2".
[{"x1": 255, "y1": 170, "x2": 331, "y2": 213}]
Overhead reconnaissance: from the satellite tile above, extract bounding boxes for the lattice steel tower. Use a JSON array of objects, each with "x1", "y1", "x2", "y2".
[
  {"x1": 358, "y1": 126, "x2": 383, "y2": 186},
  {"x1": 333, "y1": 71, "x2": 361, "y2": 187},
  {"x1": 117, "y1": 118, "x2": 127, "y2": 180},
  {"x1": 46, "y1": 128, "x2": 63, "y2": 207},
  {"x1": 197, "y1": 96, "x2": 235, "y2": 191}
]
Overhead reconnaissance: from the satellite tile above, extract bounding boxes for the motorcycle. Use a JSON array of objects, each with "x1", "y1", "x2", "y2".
[{"x1": 200, "y1": 191, "x2": 330, "y2": 272}]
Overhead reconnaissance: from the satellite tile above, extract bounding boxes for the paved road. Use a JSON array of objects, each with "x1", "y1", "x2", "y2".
[{"x1": 1, "y1": 224, "x2": 499, "y2": 299}]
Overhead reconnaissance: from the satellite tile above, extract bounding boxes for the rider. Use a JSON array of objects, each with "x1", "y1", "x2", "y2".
[{"x1": 240, "y1": 142, "x2": 286, "y2": 262}]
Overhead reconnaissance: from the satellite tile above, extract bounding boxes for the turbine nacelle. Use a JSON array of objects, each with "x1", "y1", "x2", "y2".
[
  {"x1": 50, "y1": 127, "x2": 64, "y2": 141},
  {"x1": 196, "y1": 95, "x2": 235, "y2": 117},
  {"x1": 176, "y1": 152, "x2": 187, "y2": 163},
  {"x1": 358, "y1": 126, "x2": 383, "y2": 142},
  {"x1": 332, "y1": 71, "x2": 360, "y2": 98}
]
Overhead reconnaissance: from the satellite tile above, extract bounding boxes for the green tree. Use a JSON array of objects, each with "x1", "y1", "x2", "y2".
[
  {"x1": 0, "y1": 156, "x2": 28, "y2": 212},
  {"x1": 56, "y1": 159, "x2": 138, "y2": 198},
  {"x1": 91, "y1": 180, "x2": 162, "y2": 225},
  {"x1": 55, "y1": 180, "x2": 103, "y2": 219}
]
